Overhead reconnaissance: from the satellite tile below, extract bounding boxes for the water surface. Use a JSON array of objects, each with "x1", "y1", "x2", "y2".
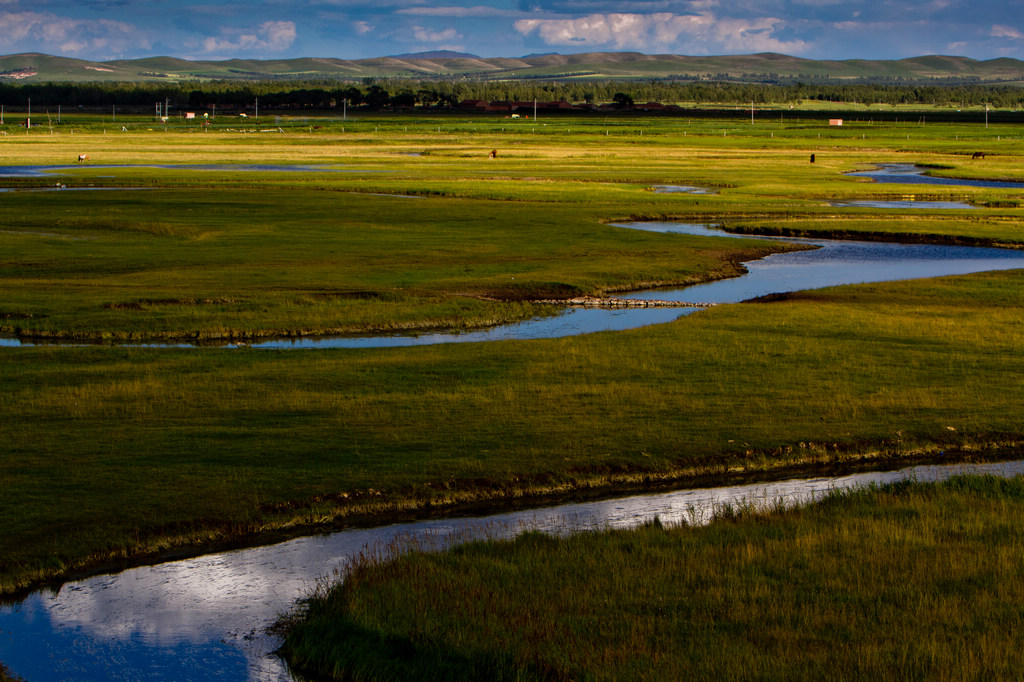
[
  {"x1": 829, "y1": 199, "x2": 976, "y2": 209},
  {"x1": 848, "y1": 163, "x2": 1024, "y2": 189},
  {"x1": 652, "y1": 184, "x2": 715, "y2": 194},
  {"x1": 612, "y1": 223, "x2": 1024, "y2": 306},
  {"x1": 2, "y1": 459, "x2": 1022, "y2": 682}
]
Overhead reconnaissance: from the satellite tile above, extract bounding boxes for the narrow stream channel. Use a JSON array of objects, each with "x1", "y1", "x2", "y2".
[
  {"x1": 2, "y1": 459, "x2": 1023, "y2": 682},
  {"x1": 847, "y1": 163, "x2": 1024, "y2": 189}
]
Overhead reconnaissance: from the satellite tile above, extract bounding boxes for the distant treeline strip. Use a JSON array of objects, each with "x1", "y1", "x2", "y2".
[{"x1": 1, "y1": 79, "x2": 1023, "y2": 112}]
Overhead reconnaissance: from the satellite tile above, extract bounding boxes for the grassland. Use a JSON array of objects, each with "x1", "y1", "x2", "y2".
[
  {"x1": 279, "y1": 474, "x2": 1024, "y2": 681},
  {"x1": 3, "y1": 50, "x2": 1024, "y2": 81},
  {"x1": 1, "y1": 112, "x2": 1023, "y2": 597}
]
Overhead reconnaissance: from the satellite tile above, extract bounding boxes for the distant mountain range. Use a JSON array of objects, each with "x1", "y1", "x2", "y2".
[{"x1": 2, "y1": 51, "x2": 1024, "y2": 84}]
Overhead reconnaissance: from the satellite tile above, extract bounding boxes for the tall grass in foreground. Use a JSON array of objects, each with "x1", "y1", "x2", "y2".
[{"x1": 280, "y1": 474, "x2": 1024, "y2": 681}]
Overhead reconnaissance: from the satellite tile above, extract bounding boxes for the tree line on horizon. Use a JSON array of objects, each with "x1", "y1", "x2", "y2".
[{"x1": 1, "y1": 79, "x2": 1023, "y2": 113}]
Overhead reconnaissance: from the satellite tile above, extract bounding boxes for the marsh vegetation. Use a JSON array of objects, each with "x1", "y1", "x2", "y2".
[{"x1": 1, "y1": 111, "x2": 1023, "y2": 602}]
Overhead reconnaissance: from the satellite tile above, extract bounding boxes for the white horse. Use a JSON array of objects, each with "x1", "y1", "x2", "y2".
[{"x1": 77, "y1": 154, "x2": 89, "y2": 163}]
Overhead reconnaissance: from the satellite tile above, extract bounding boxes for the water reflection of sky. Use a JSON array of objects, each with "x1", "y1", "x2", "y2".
[
  {"x1": 614, "y1": 223, "x2": 1024, "y2": 304},
  {"x1": 652, "y1": 184, "x2": 715, "y2": 194},
  {"x1": 847, "y1": 163, "x2": 1024, "y2": 189},
  {"x1": 2, "y1": 459, "x2": 1022, "y2": 682},
  {"x1": 829, "y1": 199, "x2": 976, "y2": 209}
]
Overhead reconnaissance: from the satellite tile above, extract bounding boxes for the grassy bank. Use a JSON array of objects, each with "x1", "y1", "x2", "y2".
[
  {"x1": 2, "y1": 113, "x2": 1024, "y2": 595},
  {"x1": 2, "y1": 270, "x2": 1023, "y2": 593},
  {"x1": 280, "y1": 474, "x2": 1024, "y2": 681},
  {"x1": 0, "y1": 185, "x2": 784, "y2": 341}
]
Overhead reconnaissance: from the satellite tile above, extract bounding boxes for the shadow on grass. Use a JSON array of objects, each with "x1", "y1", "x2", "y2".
[{"x1": 280, "y1": 618, "x2": 568, "y2": 682}]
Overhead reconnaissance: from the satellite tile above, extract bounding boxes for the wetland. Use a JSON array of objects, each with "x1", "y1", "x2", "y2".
[
  {"x1": 2, "y1": 112, "x2": 1024, "y2": 680},
  {"x1": 5, "y1": 223, "x2": 1023, "y2": 348},
  {"x1": 2, "y1": 460, "x2": 1023, "y2": 681}
]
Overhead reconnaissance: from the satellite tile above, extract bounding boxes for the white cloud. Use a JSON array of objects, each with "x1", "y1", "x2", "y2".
[
  {"x1": 353, "y1": 20, "x2": 373, "y2": 34},
  {"x1": 0, "y1": 11, "x2": 38, "y2": 42},
  {"x1": 397, "y1": 5, "x2": 524, "y2": 18},
  {"x1": 411, "y1": 25, "x2": 460, "y2": 42},
  {"x1": 201, "y1": 20, "x2": 297, "y2": 54},
  {"x1": 60, "y1": 40, "x2": 90, "y2": 52},
  {"x1": 0, "y1": 11, "x2": 145, "y2": 54},
  {"x1": 991, "y1": 24, "x2": 1023, "y2": 40},
  {"x1": 514, "y1": 12, "x2": 807, "y2": 53}
]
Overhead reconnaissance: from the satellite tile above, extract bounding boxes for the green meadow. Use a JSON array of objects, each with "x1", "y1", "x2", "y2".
[
  {"x1": 1, "y1": 112, "x2": 1023, "y2": 596},
  {"x1": 280, "y1": 474, "x2": 1024, "y2": 681}
]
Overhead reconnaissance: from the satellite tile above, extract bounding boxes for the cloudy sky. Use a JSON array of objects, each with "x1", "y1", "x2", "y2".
[{"x1": 1, "y1": 0, "x2": 1023, "y2": 63}]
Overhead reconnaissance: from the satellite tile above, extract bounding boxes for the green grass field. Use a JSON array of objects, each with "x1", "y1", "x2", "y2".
[
  {"x1": 1, "y1": 112, "x2": 1023, "y2": 596},
  {"x1": 279, "y1": 474, "x2": 1024, "y2": 681}
]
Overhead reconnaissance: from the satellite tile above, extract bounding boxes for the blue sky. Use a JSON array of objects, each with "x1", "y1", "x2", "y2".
[{"x1": 1, "y1": 0, "x2": 1023, "y2": 63}]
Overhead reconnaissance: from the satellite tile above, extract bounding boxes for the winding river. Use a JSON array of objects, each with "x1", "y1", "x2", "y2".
[
  {"x1": 3, "y1": 164, "x2": 1024, "y2": 680},
  {"x1": 2, "y1": 460, "x2": 1023, "y2": 681}
]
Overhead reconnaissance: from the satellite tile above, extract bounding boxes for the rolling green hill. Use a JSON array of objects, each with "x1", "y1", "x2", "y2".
[{"x1": 2, "y1": 50, "x2": 1024, "y2": 83}]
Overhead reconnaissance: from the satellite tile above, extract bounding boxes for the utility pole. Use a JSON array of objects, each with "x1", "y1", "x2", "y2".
[
  {"x1": 342, "y1": 98, "x2": 347, "y2": 121},
  {"x1": 533, "y1": 98, "x2": 537, "y2": 121},
  {"x1": 255, "y1": 97, "x2": 259, "y2": 121},
  {"x1": 26, "y1": 97, "x2": 30, "y2": 130}
]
